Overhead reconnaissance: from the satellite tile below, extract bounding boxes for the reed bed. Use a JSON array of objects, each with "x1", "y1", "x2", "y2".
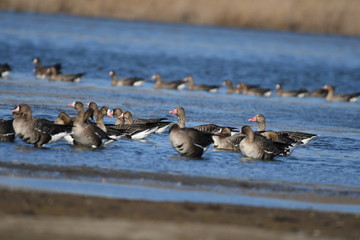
[{"x1": 1, "y1": 0, "x2": 359, "y2": 36}]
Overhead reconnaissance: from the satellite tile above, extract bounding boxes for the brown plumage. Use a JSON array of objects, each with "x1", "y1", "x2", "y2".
[
  {"x1": 109, "y1": 70, "x2": 144, "y2": 87},
  {"x1": 184, "y1": 76, "x2": 219, "y2": 93},
  {"x1": 12, "y1": 104, "x2": 70, "y2": 147},
  {"x1": 169, "y1": 107, "x2": 213, "y2": 157},
  {"x1": 249, "y1": 114, "x2": 317, "y2": 145},
  {"x1": 151, "y1": 74, "x2": 187, "y2": 90},
  {"x1": 239, "y1": 125, "x2": 291, "y2": 160},
  {"x1": 323, "y1": 85, "x2": 359, "y2": 102},
  {"x1": 47, "y1": 67, "x2": 84, "y2": 82}
]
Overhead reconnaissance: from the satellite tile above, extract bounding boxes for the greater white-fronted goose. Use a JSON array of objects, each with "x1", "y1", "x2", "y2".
[
  {"x1": 105, "y1": 111, "x2": 158, "y2": 140},
  {"x1": 111, "y1": 108, "x2": 125, "y2": 125},
  {"x1": 308, "y1": 88, "x2": 328, "y2": 98},
  {"x1": 239, "y1": 125, "x2": 291, "y2": 160},
  {"x1": 32, "y1": 57, "x2": 62, "y2": 79},
  {"x1": 275, "y1": 84, "x2": 308, "y2": 97},
  {"x1": 151, "y1": 74, "x2": 187, "y2": 90},
  {"x1": 0, "y1": 63, "x2": 12, "y2": 78},
  {"x1": 169, "y1": 107, "x2": 213, "y2": 157},
  {"x1": 249, "y1": 114, "x2": 317, "y2": 145},
  {"x1": 184, "y1": 76, "x2": 219, "y2": 93},
  {"x1": 0, "y1": 119, "x2": 15, "y2": 142},
  {"x1": 47, "y1": 67, "x2": 84, "y2": 82},
  {"x1": 236, "y1": 82, "x2": 272, "y2": 97},
  {"x1": 12, "y1": 104, "x2": 71, "y2": 147},
  {"x1": 222, "y1": 80, "x2": 239, "y2": 94},
  {"x1": 169, "y1": 107, "x2": 238, "y2": 134},
  {"x1": 121, "y1": 111, "x2": 168, "y2": 125},
  {"x1": 54, "y1": 112, "x2": 74, "y2": 125},
  {"x1": 68, "y1": 101, "x2": 115, "y2": 148},
  {"x1": 109, "y1": 70, "x2": 144, "y2": 87},
  {"x1": 323, "y1": 85, "x2": 360, "y2": 102},
  {"x1": 121, "y1": 111, "x2": 171, "y2": 134},
  {"x1": 212, "y1": 127, "x2": 244, "y2": 152}
]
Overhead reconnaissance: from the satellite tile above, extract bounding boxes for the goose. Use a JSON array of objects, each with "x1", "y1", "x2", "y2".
[
  {"x1": 249, "y1": 114, "x2": 317, "y2": 145},
  {"x1": 169, "y1": 107, "x2": 214, "y2": 157},
  {"x1": 47, "y1": 67, "x2": 84, "y2": 82},
  {"x1": 32, "y1": 57, "x2": 61, "y2": 79},
  {"x1": 184, "y1": 76, "x2": 219, "y2": 93},
  {"x1": 323, "y1": 85, "x2": 360, "y2": 102},
  {"x1": 151, "y1": 74, "x2": 187, "y2": 90},
  {"x1": 109, "y1": 70, "x2": 144, "y2": 87},
  {"x1": 67, "y1": 101, "x2": 115, "y2": 148},
  {"x1": 12, "y1": 104, "x2": 71, "y2": 147},
  {"x1": 239, "y1": 125, "x2": 292, "y2": 160}
]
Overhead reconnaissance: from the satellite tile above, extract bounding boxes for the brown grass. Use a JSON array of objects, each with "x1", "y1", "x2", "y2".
[{"x1": 0, "y1": 0, "x2": 360, "y2": 35}]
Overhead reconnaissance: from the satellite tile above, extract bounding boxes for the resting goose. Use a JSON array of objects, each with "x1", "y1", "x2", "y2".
[
  {"x1": 120, "y1": 111, "x2": 171, "y2": 134},
  {"x1": 54, "y1": 112, "x2": 74, "y2": 125},
  {"x1": 323, "y1": 85, "x2": 360, "y2": 102},
  {"x1": 237, "y1": 82, "x2": 272, "y2": 97},
  {"x1": 47, "y1": 67, "x2": 84, "y2": 82},
  {"x1": 308, "y1": 88, "x2": 328, "y2": 98},
  {"x1": 32, "y1": 57, "x2": 62, "y2": 79},
  {"x1": 109, "y1": 70, "x2": 144, "y2": 87},
  {"x1": 12, "y1": 104, "x2": 71, "y2": 147},
  {"x1": 184, "y1": 76, "x2": 219, "y2": 93},
  {"x1": 151, "y1": 74, "x2": 187, "y2": 90},
  {"x1": 249, "y1": 114, "x2": 317, "y2": 145},
  {"x1": 239, "y1": 125, "x2": 291, "y2": 160},
  {"x1": 222, "y1": 80, "x2": 239, "y2": 94},
  {"x1": 169, "y1": 107, "x2": 213, "y2": 157},
  {"x1": 212, "y1": 127, "x2": 244, "y2": 152},
  {"x1": 105, "y1": 108, "x2": 159, "y2": 140},
  {"x1": 275, "y1": 84, "x2": 308, "y2": 97}
]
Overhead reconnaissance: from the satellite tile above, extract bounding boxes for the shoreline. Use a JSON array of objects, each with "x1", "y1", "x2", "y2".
[
  {"x1": 1, "y1": 0, "x2": 360, "y2": 36},
  {"x1": 0, "y1": 186, "x2": 359, "y2": 240}
]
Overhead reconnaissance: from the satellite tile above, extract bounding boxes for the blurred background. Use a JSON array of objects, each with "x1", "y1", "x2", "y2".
[{"x1": 1, "y1": 0, "x2": 359, "y2": 36}]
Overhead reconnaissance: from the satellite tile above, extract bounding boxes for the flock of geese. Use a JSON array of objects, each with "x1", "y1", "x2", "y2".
[
  {"x1": 0, "y1": 58, "x2": 360, "y2": 102},
  {"x1": 3, "y1": 57, "x2": 360, "y2": 160},
  {"x1": 0, "y1": 99, "x2": 318, "y2": 160}
]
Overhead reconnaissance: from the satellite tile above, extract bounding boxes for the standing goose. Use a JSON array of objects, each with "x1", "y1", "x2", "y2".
[
  {"x1": 109, "y1": 70, "x2": 144, "y2": 87},
  {"x1": 184, "y1": 76, "x2": 219, "y2": 93},
  {"x1": 0, "y1": 63, "x2": 12, "y2": 78},
  {"x1": 68, "y1": 102, "x2": 115, "y2": 148},
  {"x1": 151, "y1": 74, "x2": 187, "y2": 90},
  {"x1": 212, "y1": 127, "x2": 244, "y2": 152},
  {"x1": 32, "y1": 57, "x2": 62, "y2": 79},
  {"x1": 249, "y1": 114, "x2": 317, "y2": 145},
  {"x1": 12, "y1": 104, "x2": 71, "y2": 147},
  {"x1": 275, "y1": 84, "x2": 308, "y2": 97},
  {"x1": 169, "y1": 107, "x2": 213, "y2": 157},
  {"x1": 169, "y1": 107, "x2": 238, "y2": 134},
  {"x1": 222, "y1": 80, "x2": 239, "y2": 94},
  {"x1": 237, "y1": 82, "x2": 272, "y2": 97},
  {"x1": 0, "y1": 118, "x2": 15, "y2": 142},
  {"x1": 47, "y1": 67, "x2": 84, "y2": 82},
  {"x1": 323, "y1": 85, "x2": 360, "y2": 102},
  {"x1": 239, "y1": 125, "x2": 291, "y2": 160}
]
